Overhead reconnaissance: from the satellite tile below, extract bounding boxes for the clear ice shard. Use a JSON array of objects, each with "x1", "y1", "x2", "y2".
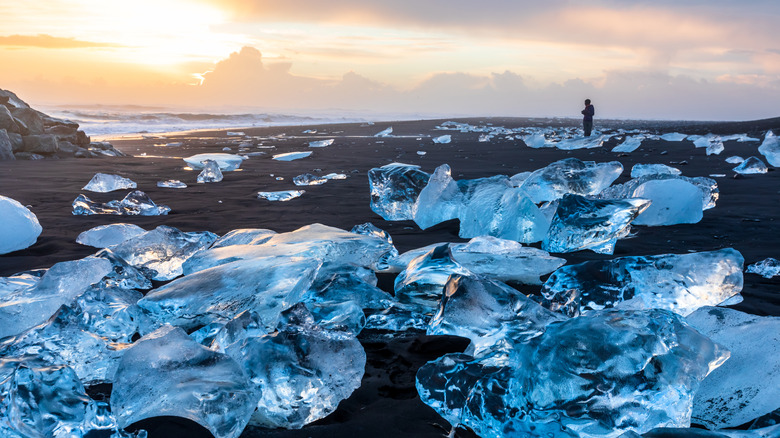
[
  {"x1": 433, "y1": 135, "x2": 452, "y2": 144},
  {"x1": 0, "y1": 195, "x2": 42, "y2": 255},
  {"x1": 687, "y1": 307, "x2": 780, "y2": 430},
  {"x1": 417, "y1": 308, "x2": 728, "y2": 438},
  {"x1": 293, "y1": 173, "x2": 327, "y2": 186},
  {"x1": 725, "y1": 155, "x2": 745, "y2": 164},
  {"x1": 611, "y1": 134, "x2": 647, "y2": 152},
  {"x1": 522, "y1": 132, "x2": 547, "y2": 148},
  {"x1": 75, "y1": 223, "x2": 146, "y2": 248},
  {"x1": 428, "y1": 275, "x2": 565, "y2": 356},
  {"x1": 211, "y1": 228, "x2": 277, "y2": 248},
  {"x1": 272, "y1": 151, "x2": 312, "y2": 161},
  {"x1": 138, "y1": 256, "x2": 321, "y2": 332},
  {"x1": 374, "y1": 126, "x2": 393, "y2": 137},
  {"x1": 308, "y1": 138, "x2": 334, "y2": 147},
  {"x1": 111, "y1": 325, "x2": 255, "y2": 438},
  {"x1": 0, "y1": 257, "x2": 112, "y2": 339},
  {"x1": 157, "y1": 179, "x2": 187, "y2": 188},
  {"x1": 758, "y1": 130, "x2": 780, "y2": 166},
  {"x1": 225, "y1": 304, "x2": 366, "y2": 429},
  {"x1": 94, "y1": 248, "x2": 154, "y2": 290},
  {"x1": 394, "y1": 245, "x2": 472, "y2": 309},
  {"x1": 257, "y1": 190, "x2": 304, "y2": 201},
  {"x1": 630, "y1": 179, "x2": 704, "y2": 226},
  {"x1": 196, "y1": 159, "x2": 224, "y2": 182},
  {"x1": 540, "y1": 248, "x2": 744, "y2": 317},
  {"x1": 183, "y1": 153, "x2": 244, "y2": 170},
  {"x1": 746, "y1": 257, "x2": 780, "y2": 278},
  {"x1": 630, "y1": 163, "x2": 681, "y2": 178},
  {"x1": 368, "y1": 162, "x2": 430, "y2": 220},
  {"x1": 72, "y1": 191, "x2": 171, "y2": 216},
  {"x1": 518, "y1": 158, "x2": 624, "y2": 204},
  {"x1": 542, "y1": 194, "x2": 650, "y2": 254},
  {"x1": 82, "y1": 173, "x2": 137, "y2": 193},
  {"x1": 449, "y1": 236, "x2": 566, "y2": 285},
  {"x1": 732, "y1": 156, "x2": 768, "y2": 174},
  {"x1": 412, "y1": 164, "x2": 462, "y2": 229},
  {"x1": 661, "y1": 132, "x2": 688, "y2": 141},
  {"x1": 553, "y1": 134, "x2": 607, "y2": 150},
  {"x1": 110, "y1": 225, "x2": 218, "y2": 281},
  {"x1": 598, "y1": 173, "x2": 719, "y2": 210}
]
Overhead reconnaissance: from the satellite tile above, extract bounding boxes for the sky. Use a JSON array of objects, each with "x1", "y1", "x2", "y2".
[{"x1": 1, "y1": 0, "x2": 779, "y2": 120}]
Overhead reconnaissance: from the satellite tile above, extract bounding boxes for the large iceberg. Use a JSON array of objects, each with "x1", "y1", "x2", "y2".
[
  {"x1": 542, "y1": 194, "x2": 650, "y2": 254},
  {"x1": 72, "y1": 191, "x2": 171, "y2": 216},
  {"x1": 183, "y1": 153, "x2": 244, "y2": 170},
  {"x1": 0, "y1": 195, "x2": 42, "y2": 255},
  {"x1": 540, "y1": 248, "x2": 744, "y2": 317},
  {"x1": 757, "y1": 130, "x2": 780, "y2": 166},
  {"x1": 75, "y1": 223, "x2": 146, "y2": 248},
  {"x1": 630, "y1": 179, "x2": 704, "y2": 226},
  {"x1": 82, "y1": 173, "x2": 137, "y2": 193},
  {"x1": 368, "y1": 163, "x2": 430, "y2": 220},
  {"x1": 518, "y1": 158, "x2": 624, "y2": 204}
]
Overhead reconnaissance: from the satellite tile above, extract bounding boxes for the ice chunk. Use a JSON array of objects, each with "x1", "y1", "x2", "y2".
[
  {"x1": 111, "y1": 325, "x2": 255, "y2": 438},
  {"x1": 417, "y1": 309, "x2": 728, "y2": 438},
  {"x1": 687, "y1": 307, "x2": 780, "y2": 429},
  {"x1": 304, "y1": 263, "x2": 391, "y2": 312},
  {"x1": 94, "y1": 248, "x2": 154, "y2": 290},
  {"x1": 72, "y1": 191, "x2": 171, "y2": 216},
  {"x1": 368, "y1": 163, "x2": 430, "y2": 220},
  {"x1": 631, "y1": 179, "x2": 704, "y2": 226},
  {"x1": 110, "y1": 225, "x2": 217, "y2": 281},
  {"x1": 256, "y1": 190, "x2": 304, "y2": 201},
  {"x1": 0, "y1": 257, "x2": 112, "y2": 339},
  {"x1": 183, "y1": 153, "x2": 244, "y2": 170},
  {"x1": 412, "y1": 164, "x2": 462, "y2": 229},
  {"x1": 323, "y1": 172, "x2": 347, "y2": 180},
  {"x1": 554, "y1": 134, "x2": 607, "y2": 150},
  {"x1": 661, "y1": 132, "x2": 688, "y2": 141},
  {"x1": 374, "y1": 126, "x2": 393, "y2": 137},
  {"x1": 758, "y1": 130, "x2": 780, "y2": 166},
  {"x1": 212, "y1": 228, "x2": 277, "y2": 248},
  {"x1": 519, "y1": 158, "x2": 624, "y2": 203},
  {"x1": 478, "y1": 134, "x2": 492, "y2": 142},
  {"x1": 522, "y1": 132, "x2": 548, "y2": 148},
  {"x1": 157, "y1": 179, "x2": 187, "y2": 188},
  {"x1": 725, "y1": 155, "x2": 745, "y2": 164},
  {"x1": 691, "y1": 135, "x2": 725, "y2": 155},
  {"x1": 458, "y1": 183, "x2": 549, "y2": 243},
  {"x1": 0, "y1": 195, "x2": 42, "y2": 255},
  {"x1": 733, "y1": 156, "x2": 768, "y2": 174},
  {"x1": 309, "y1": 138, "x2": 334, "y2": 147},
  {"x1": 449, "y1": 236, "x2": 566, "y2": 285},
  {"x1": 598, "y1": 173, "x2": 719, "y2": 210},
  {"x1": 395, "y1": 245, "x2": 471, "y2": 309},
  {"x1": 272, "y1": 151, "x2": 312, "y2": 161},
  {"x1": 293, "y1": 173, "x2": 327, "y2": 186},
  {"x1": 542, "y1": 194, "x2": 650, "y2": 254},
  {"x1": 139, "y1": 256, "x2": 320, "y2": 332},
  {"x1": 746, "y1": 257, "x2": 780, "y2": 278},
  {"x1": 541, "y1": 248, "x2": 744, "y2": 317},
  {"x1": 350, "y1": 222, "x2": 399, "y2": 271},
  {"x1": 428, "y1": 275, "x2": 565, "y2": 356},
  {"x1": 611, "y1": 134, "x2": 647, "y2": 153},
  {"x1": 75, "y1": 223, "x2": 146, "y2": 248},
  {"x1": 433, "y1": 135, "x2": 452, "y2": 144},
  {"x1": 630, "y1": 163, "x2": 681, "y2": 178},
  {"x1": 197, "y1": 159, "x2": 224, "y2": 182},
  {"x1": 227, "y1": 304, "x2": 365, "y2": 429},
  {"x1": 82, "y1": 173, "x2": 137, "y2": 193}
]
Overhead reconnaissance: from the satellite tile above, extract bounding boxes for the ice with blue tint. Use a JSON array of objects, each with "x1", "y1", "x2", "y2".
[
  {"x1": 687, "y1": 307, "x2": 780, "y2": 430},
  {"x1": 293, "y1": 173, "x2": 327, "y2": 186},
  {"x1": 630, "y1": 163, "x2": 681, "y2": 178},
  {"x1": 139, "y1": 256, "x2": 320, "y2": 333},
  {"x1": 758, "y1": 130, "x2": 780, "y2": 166},
  {"x1": 272, "y1": 151, "x2": 312, "y2": 161},
  {"x1": 76, "y1": 223, "x2": 146, "y2": 248},
  {"x1": 661, "y1": 132, "x2": 688, "y2": 141},
  {"x1": 309, "y1": 138, "x2": 334, "y2": 147},
  {"x1": 94, "y1": 248, "x2": 154, "y2": 290},
  {"x1": 746, "y1": 257, "x2": 780, "y2": 278},
  {"x1": 725, "y1": 155, "x2": 745, "y2": 164},
  {"x1": 612, "y1": 134, "x2": 652, "y2": 152},
  {"x1": 417, "y1": 308, "x2": 728, "y2": 438},
  {"x1": 554, "y1": 134, "x2": 607, "y2": 150},
  {"x1": 540, "y1": 248, "x2": 744, "y2": 317},
  {"x1": 257, "y1": 190, "x2": 305, "y2": 201},
  {"x1": 157, "y1": 179, "x2": 187, "y2": 188},
  {"x1": 412, "y1": 164, "x2": 462, "y2": 229},
  {"x1": 733, "y1": 156, "x2": 768, "y2": 174},
  {"x1": 691, "y1": 135, "x2": 725, "y2": 156},
  {"x1": 631, "y1": 179, "x2": 704, "y2": 226},
  {"x1": 183, "y1": 153, "x2": 244, "y2": 170},
  {"x1": 522, "y1": 132, "x2": 548, "y2": 148},
  {"x1": 374, "y1": 126, "x2": 393, "y2": 137},
  {"x1": 110, "y1": 225, "x2": 218, "y2": 281},
  {"x1": 111, "y1": 326, "x2": 255, "y2": 438},
  {"x1": 394, "y1": 245, "x2": 472, "y2": 309},
  {"x1": 72, "y1": 190, "x2": 171, "y2": 216},
  {"x1": 225, "y1": 304, "x2": 366, "y2": 429},
  {"x1": 0, "y1": 195, "x2": 42, "y2": 255},
  {"x1": 0, "y1": 257, "x2": 112, "y2": 339},
  {"x1": 518, "y1": 158, "x2": 624, "y2": 204},
  {"x1": 323, "y1": 172, "x2": 347, "y2": 180},
  {"x1": 433, "y1": 135, "x2": 451, "y2": 144},
  {"x1": 598, "y1": 173, "x2": 719, "y2": 210},
  {"x1": 197, "y1": 159, "x2": 224, "y2": 183},
  {"x1": 368, "y1": 163, "x2": 430, "y2": 220},
  {"x1": 82, "y1": 173, "x2": 137, "y2": 193},
  {"x1": 211, "y1": 228, "x2": 277, "y2": 248},
  {"x1": 542, "y1": 194, "x2": 650, "y2": 254}
]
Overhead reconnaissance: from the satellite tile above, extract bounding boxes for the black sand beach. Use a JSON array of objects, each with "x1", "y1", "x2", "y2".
[{"x1": 1, "y1": 117, "x2": 779, "y2": 437}]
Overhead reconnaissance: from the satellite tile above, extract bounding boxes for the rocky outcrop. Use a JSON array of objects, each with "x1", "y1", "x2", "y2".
[{"x1": 0, "y1": 88, "x2": 127, "y2": 160}]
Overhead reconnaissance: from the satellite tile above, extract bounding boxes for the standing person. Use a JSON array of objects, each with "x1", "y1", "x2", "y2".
[{"x1": 581, "y1": 99, "x2": 595, "y2": 137}]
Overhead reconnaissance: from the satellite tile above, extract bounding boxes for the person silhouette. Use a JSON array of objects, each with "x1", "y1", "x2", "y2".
[{"x1": 581, "y1": 99, "x2": 595, "y2": 137}]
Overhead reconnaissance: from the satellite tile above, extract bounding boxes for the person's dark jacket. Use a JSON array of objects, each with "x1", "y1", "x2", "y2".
[{"x1": 582, "y1": 104, "x2": 594, "y2": 121}]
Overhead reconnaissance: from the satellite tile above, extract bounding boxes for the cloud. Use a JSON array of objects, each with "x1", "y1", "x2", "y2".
[{"x1": 0, "y1": 34, "x2": 123, "y2": 49}]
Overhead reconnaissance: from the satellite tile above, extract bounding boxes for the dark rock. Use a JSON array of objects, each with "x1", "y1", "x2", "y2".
[
  {"x1": 0, "y1": 89, "x2": 31, "y2": 109},
  {"x1": 76, "y1": 130, "x2": 90, "y2": 147},
  {"x1": 89, "y1": 141, "x2": 127, "y2": 157},
  {"x1": 57, "y1": 140, "x2": 80, "y2": 154},
  {"x1": 14, "y1": 151, "x2": 45, "y2": 160},
  {"x1": 0, "y1": 106, "x2": 20, "y2": 134},
  {"x1": 22, "y1": 134, "x2": 59, "y2": 154},
  {"x1": 45, "y1": 125, "x2": 78, "y2": 136},
  {"x1": 40, "y1": 114, "x2": 79, "y2": 130},
  {"x1": 11, "y1": 108, "x2": 44, "y2": 135},
  {"x1": 74, "y1": 149, "x2": 91, "y2": 158},
  {"x1": 0, "y1": 129, "x2": 15, "y2": 160},
  {"x1": 8, "y1": 132, "x2": 23, "y2": 152}
]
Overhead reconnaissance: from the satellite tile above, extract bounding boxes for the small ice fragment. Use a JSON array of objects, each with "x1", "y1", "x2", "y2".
[
  {"x1": 611, "y1": 135, "x2": 646, "y2": 152},
  {"x1": 746, "y1": 257, "x2": 780, "y2": 278},
  {"x1": 323, "y1": 173, "x2": 347, "y2": 180},
  {"x1": 293, "y1": 173, "x2": 327, "y2": 186},
  {"x1": 157, "y1": 179, "x2": 187, "y2": 188},
  {"x1": 183, "y1": 153, "x2": 244, "y2": 170},
  {"x1": 660, "y1": 132, "x2": 687, "y2": 141},
  {"x1": 374, "y1": 127, "x2": 393, "y2": 137},
  {"x1": 417, "y1": 151, "x2": 426, "y2": 155},
  {"x1": 709, "y1": 174, "x2": 726, "y2": 178},
  {"x1": 432, "y1": 135, "x2": 451, "y2": 144},
  {"x1": 733, "y1": 156, "x2": 768, "y2": 174},
  {"x1": 72, "y1": 191, "x2": 171, "y2": 216},
  {"x1": 197, "y1": 159, "x2": 224, "y2": 183},
  {"x1": 522, "y1": 132, "x2": 548, "y2": 149},
  {"x1": 0, "y1": 195, "x2": 42, "y2": 255},
  {"x1": 227, "y1": 131, "x2": 245, "y2": 136},
  {"x1": 302, "y1": 129, "x2": 316, "y2": 134},
  {"x1": 630, "y1": 163, "x2": 681, "y2": 178},
  {"x1": 222, "y1": 147, "x2": 232, "y2": 151},
  {"x1": 82, "y1": 173, "x2": 137, "y2": 193},
  {"x1": 257, "y1": 190, "x2": 305, "y2": 201},
  {"x1": 725, "y1": 155, "x2": 745, "y2": 164},
  {"x1": 272, "y1": 151, "x2": 312, "y2": 161},
  {"x1": 478, "y1": 134, "x2": 492, "y2": 142},
  {"x1": 309, "y1": 139, "x2": 334, "y2": 148},
  {"x1": 76, "y1": 223, "x2": 146, "y2": 248}
]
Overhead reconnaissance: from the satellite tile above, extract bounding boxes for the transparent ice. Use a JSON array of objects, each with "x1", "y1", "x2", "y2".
[
  {"x1": 157, "y1": 179, "x2": 187, "y2": 188},
  {"x1": 630, "y1": 163, "x2": 681, "y2": 178},
  {"x1": 0, "y1": 195, "x2": 42, "y2": 255},
  {"x1": 82, "y1": 173, "x2": 137, "y2": 193},
  {"x1": 631, "y1": 179, "x2": 704, "y2": 226},
  {"x1": 72, "y1": 191, "x2": 171, "y2": 216},
  {"x1": 412, "y1": 164, "x2": 462, "y2": 229},
  {"x1": 518, "y1": 158, "x2": 624, "y2": 204},
  {"x1": 211, "y1": 228, "x2": 277, "y2": 248},
  {"x1": 257, "y1": 190, "x2": 305, "y2": 201},
  {"x1": 323, "y1": 172, "x2": 347, "y2": 180},
  {"x1": 746, "y1": 257, "x2": 780, "y2": 278},
  {"x1": 733, "y1": 156, "x2": 768, "y2": 174},
  {"x1": 272, "y1": 151, "x2": 312, "y2": 161},
  {"x1": 541, "y1": 248, "x2": 744, "y2": 317},
  {"x1": 757, "y1": 130, "x2": 780, "y2": 166},
  {"x1": 309, "y1": 138, "x2": 334, "y2": 147},
  {"x1": 76, "y1": 223, "x2": 146, "y2": 248},
  {"x1": 598, "y1": 173, "x2": 719, "y2": 210},
  {"x1": 293, "y1": 173, "x2": 327, "y2": 186},
  {"x1": 553, "y1": 134, "x2": 607, "y2": 150},
  {"x1": 661, "y1": 132, "x2": 688, "y2": 141},
  {"x1": 183, "y1": 153, "x2": 244, "y2": 170},
  {"x1": 522, "y1": 132, "x2": 548, "y2": 148},
  {"x1": 395, "y1": 245, "x2": 471, "y2": 309},
  {"x1": 374, "y1": 126, "x2": 393, "y2": 137},
  {"x1": 93, "y1": 248, "x2": 154, "y2": 290},
  {"x1": 611, "y1": 134, "x2": 651, "y2": 153},
  {"x1": 368, "y1": 163, "x2": 430, "y2": 220},
  {"x1": 197, "y1": 159, "x2": 224, "y2": 183},
  {"x1": 542, "y1": 194, "x2": 650, "y2": 254},
  {"x1": 458, "y1": 183, "x2": 548, "y2": 243}
]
